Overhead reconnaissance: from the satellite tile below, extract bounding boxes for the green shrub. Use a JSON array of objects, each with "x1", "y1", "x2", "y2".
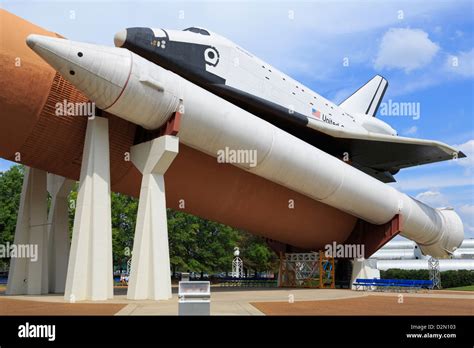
[{"x1": 380, "y1": 269, "x2": 474, "y2": 288}]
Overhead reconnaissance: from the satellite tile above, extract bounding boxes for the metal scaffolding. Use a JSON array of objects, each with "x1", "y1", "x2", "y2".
[
  {"x1": 428, "y1": 257, "x2": 441, "y2": 289},
  {"x1": 319, "y1": 252, "x2": 336, "y2": 289},
  {"x1": 278, "y1": 251, "x2": 335, "y2": 288}
]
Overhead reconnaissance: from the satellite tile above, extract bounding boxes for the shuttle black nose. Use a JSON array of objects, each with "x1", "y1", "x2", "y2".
[{"x1": 114, "y1": 29, "x2": 127, "y2": 47}]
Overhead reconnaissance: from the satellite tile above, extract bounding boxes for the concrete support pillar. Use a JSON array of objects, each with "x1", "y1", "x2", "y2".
[
  {"x1": 6, "y1": 167, "x2": 49, "y2": 295},
  {"x1": 47, "y1": 174, "x2": 74, "y2": 294},
  {"x1": 127, "y1": 135, "x2": 179, "y2": 300},
  {"x1": 351, "y1": 258, "x2": 380, "y2": 290},
  {"x1": 64, "y1": 117, "x2": 113, "y2": 301}
]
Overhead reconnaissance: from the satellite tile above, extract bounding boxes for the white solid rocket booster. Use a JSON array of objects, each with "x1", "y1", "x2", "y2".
[{"x1": 25, "y1": 35, "x2": 464, "y2": 258}]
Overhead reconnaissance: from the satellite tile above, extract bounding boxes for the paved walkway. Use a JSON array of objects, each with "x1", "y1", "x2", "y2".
[
  {"x1": 1, "y1": 287, "x2": 472, "y2": 316},
  {"x1": 0, "y1": 287, "x2": 366, "y2": 315},
  {"x1": 252, "y1": 293, "x2": 474, "y2": 315},
  {"x1": 115, "y1": 288, "x2": 366, "y2": 315}
]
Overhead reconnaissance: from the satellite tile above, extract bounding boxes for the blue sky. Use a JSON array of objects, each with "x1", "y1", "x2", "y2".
[{"x1": 1, "y1": 0, "x2": 473, "y2": 237}]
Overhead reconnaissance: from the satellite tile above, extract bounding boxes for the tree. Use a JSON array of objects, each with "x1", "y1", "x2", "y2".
[
  {"x1": 111, "y1": 193, "x2": 138, "y2": 271},
  {"x1": 0, "y1": 165, "x2": 24, "y2": 270},
  {"x1": 167, "y1": 210, "x2": 242, "y2": 277},
  {"x1": 67, "y1": 184, "x2": 77, "y2": 235},
  {"x1": 67, "y1": 186, "x2": 139, "y2": 272},
  {"x1": 0, "y1": 165, "x2": 278, "y2": 277},
  {"x1": 240, "y1": 232, "x2": 278, "y2": 276},
  {"x1": 381, "y1": 269, "x2": 474, "y2": 288},
  {"x1": 168, "y1": 210, "x2": 200, "y2": 275}
]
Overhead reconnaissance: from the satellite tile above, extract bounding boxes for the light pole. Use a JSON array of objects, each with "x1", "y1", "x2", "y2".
[{"x1": 232, "y1": 247, "x2": 243, "y2": 278}]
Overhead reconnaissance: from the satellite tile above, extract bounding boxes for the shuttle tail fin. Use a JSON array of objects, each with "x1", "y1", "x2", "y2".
[{"x1": 339, "y1": 75, "x2": 388, "y2": 117}]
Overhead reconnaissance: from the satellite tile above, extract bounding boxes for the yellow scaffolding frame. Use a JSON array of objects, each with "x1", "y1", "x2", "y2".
[{"x1": 278, "y1": 251, "x2": 335, "y2": 289}]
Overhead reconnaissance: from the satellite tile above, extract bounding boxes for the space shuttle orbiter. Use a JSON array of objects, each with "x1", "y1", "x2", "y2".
[{"x1": 113, "y1": 27, "x2": 465, "y2": 183}]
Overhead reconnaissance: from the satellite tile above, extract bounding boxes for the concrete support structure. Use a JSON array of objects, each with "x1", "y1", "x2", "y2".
[
  {"x1": 64, "y1": 117, "x2": 113, "y2": 301},
  {"x1": 6, "y1": 167, "x2": 48, "y2": 295},
  {"x1": 47, "y1": 174, "x2": 74, "y2": 293},
  {"x1": 127, "y1": 135, "x2": 179, "y2": 300},
  {"x1": 343, "y1": 214, "x2": 402, "y2": 258},
  {"x1": 351, "y1": 259, "x2": 380, "y2": 290}
]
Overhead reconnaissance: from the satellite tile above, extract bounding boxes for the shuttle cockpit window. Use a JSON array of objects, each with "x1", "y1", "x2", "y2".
[{"x1": 183, "y1": 27, "x2": 210, "y2": 36}]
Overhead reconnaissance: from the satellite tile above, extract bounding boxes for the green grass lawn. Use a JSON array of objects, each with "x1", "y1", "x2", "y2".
[{"x1": 444, "y1": 285, "x2": 474, "y2": 291}]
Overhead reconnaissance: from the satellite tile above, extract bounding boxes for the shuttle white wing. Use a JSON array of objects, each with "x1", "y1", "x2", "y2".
[{"x1": 307, "y1": 116, "x2": 465, "y2": 173}]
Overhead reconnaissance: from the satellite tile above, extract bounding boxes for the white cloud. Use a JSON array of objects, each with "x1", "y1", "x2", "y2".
[
  {"x1": 445, "y1": 48, "x2": 474, "y2": 78},
  {"x1": 452, "y1": 139, "x2": 474, "y2": 174},
  {"x1": 458, "y1": 204, "x2": 474, "y2": 237},
  {"x1": 416, "y1": 190, "x2": 439, "y2": 199},
  {"x1": 455, "y1": 139, "x2": 474, "y2": 160},
  {"x1": 459, "y1": 204, "x2": 474, "y2": 215},
  {"x1": 385, "y1": 48, "x2": 474, "y2": 97},
  {"x1": 374, "y1": 28, "x2": 440, "y2": 72},
  {"x1": 285, "y1": 1, "x2": 453, "y2": 36},
  {"x1": 392, "y1": 175, "x2": 474, "y2": 191},
  {"x1": 464, "y1": 224, "x2": 474, "y2": 237},
  {"x1": 403, "y1": 126, "x2": 418, "y2": 135},
  {"x1": 199, "y1": 1, "x2": 457, "y2": 86},
  {"x1": 415, "y1": 190, "x2": 449, "y2": 207}
]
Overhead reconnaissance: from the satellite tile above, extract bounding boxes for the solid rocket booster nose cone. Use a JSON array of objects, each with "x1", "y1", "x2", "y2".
[
  {"x1": 24, "y1": 34, "x2": 71, "y2": 73},
  {"x1": 114, "y1": 29, "x2": 127, "y2": 47},
  {"x1": 26, "y1": 34, "x2": 40, "y2": 49},
  {"x1": 23, "y1": 35, "x2": 133, "y2": 111},
  {"x1": 25, "y1": 34, "x2": 61, "y2": 55}
]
